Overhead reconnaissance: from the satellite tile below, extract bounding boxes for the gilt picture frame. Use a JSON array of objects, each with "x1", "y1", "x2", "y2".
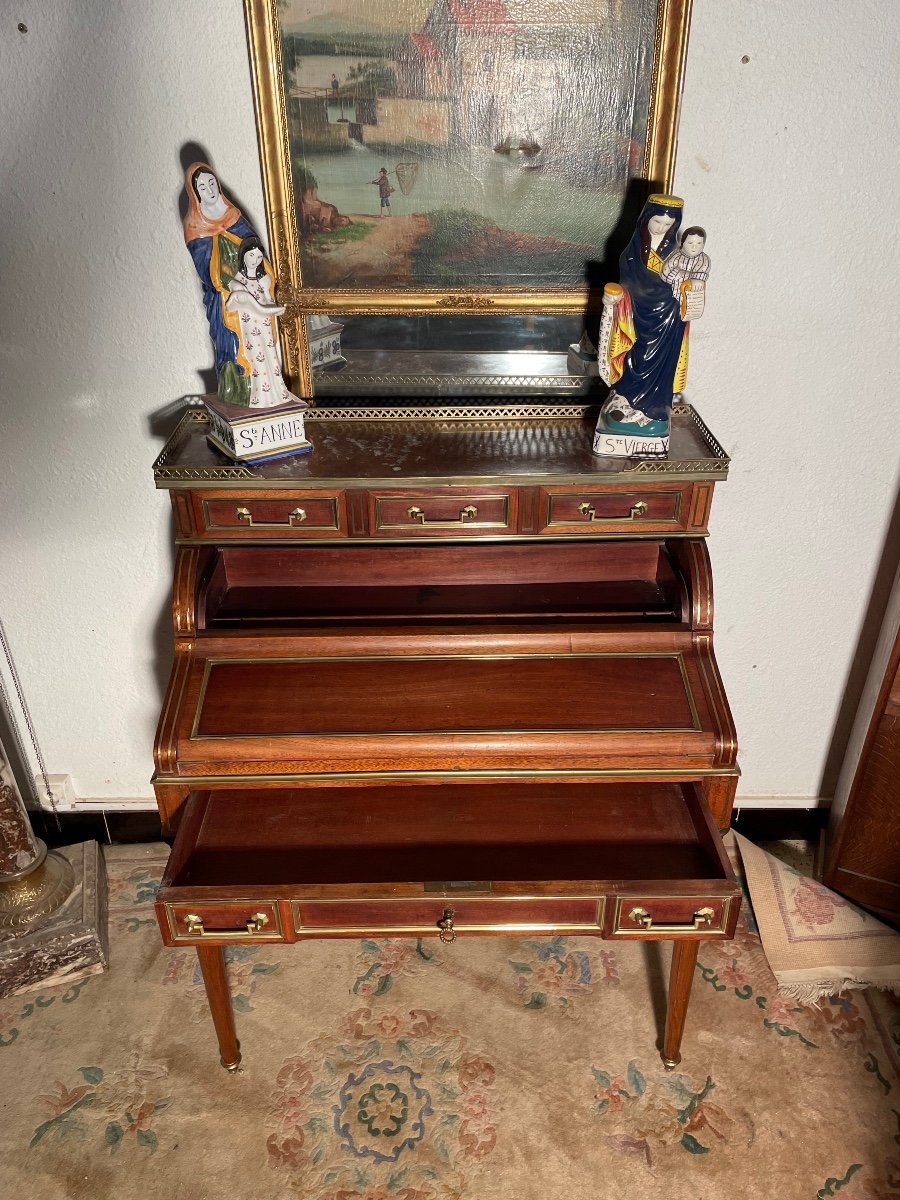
[{"x1": 244, "y1": 0, "x2": 692, "y2": 399}]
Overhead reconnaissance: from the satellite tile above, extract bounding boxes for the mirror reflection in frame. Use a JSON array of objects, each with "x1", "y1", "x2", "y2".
[{"x1": 244, "y1": 0, "x2": 692, "y2": 404}]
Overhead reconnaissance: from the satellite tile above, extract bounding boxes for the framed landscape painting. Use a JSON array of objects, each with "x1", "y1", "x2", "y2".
[{"x1": 245, "y1": 0, "x2": 692, "y2": 398}]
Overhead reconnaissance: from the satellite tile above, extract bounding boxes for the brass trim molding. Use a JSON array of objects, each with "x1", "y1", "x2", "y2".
[
  {"x1": 153, "y1": 765, "x2": 742, "y2": 786},
  {"x1": 307, "y1": 404, "x2": 593, "y2": 421},
  {"x1": 668, "y1": 403, "x2": 729, "y2": 465},
  {"x1": 293, "y1": 922, "x2": 597, "y2": 936},
  {"x1": 287, "y1": 287, "x2": 601, "y2": 316},
  {"x1": 177, "y1": 532, "x2": 708, "y2": 545},
  {"x1": 313, "y1": 373, "x2": 589, "y2": 396},
  {"x1": 292, "y1": 896, "x2": 606, "y2": 936},
  {"x1": 154, "y1": 411, "x2": 259, "y2": 482},
  {"x1": 153, "y1": 405, "x2": 730, "y2": 486}
]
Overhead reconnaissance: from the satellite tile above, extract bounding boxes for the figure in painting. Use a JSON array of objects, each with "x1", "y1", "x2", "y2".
[
  {"x1": 370, "y1": 167, "x2": 394, "y2": 217},
  {"x1": 593, "y1": 195, "x2": 709, "y2": 458},
  {"x1": 182, "y1": 161, "x2": 305, "y2": 410}
]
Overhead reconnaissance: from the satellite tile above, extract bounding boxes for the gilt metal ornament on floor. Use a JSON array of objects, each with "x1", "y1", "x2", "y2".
[
  {"x1": 0, "y1": 767, "x2": 74, "y2": 932},
  {"x1": 0, "y1": 627, "x2": 108, "y2": 997}
]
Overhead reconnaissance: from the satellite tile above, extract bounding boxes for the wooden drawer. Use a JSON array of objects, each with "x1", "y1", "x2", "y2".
[
  {"x1": 189, "y1": 489, "x2": 348, "y2": 539},
  {"x1": 163, "y1": 900, "x2": 284, "y2": 943},
  {"x1": 536, "y1": 484, "x2": 709, "y2": 535},
  {"x1": 155, "y1": 782, "x2": 740, "y2": 946},
  {"x1": 610, "y1": 893, "x2": 732, "y2": 938},
  {"x1": 368, "y1": 488, "x2": 517, "y2": 536},
  {"x1": 293, "y1": 896, "x2": 604, "y2": 937}
]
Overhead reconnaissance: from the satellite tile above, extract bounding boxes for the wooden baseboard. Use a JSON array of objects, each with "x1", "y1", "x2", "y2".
[{"x1": 733, "y1": 795, "x2": 831, "y2": 811}]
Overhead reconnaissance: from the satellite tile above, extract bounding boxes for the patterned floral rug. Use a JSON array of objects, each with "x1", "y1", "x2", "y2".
[
  {"x1": 735, "y1": 832, "x2": 900, "y2": 1002},
  {"x1": 2, "y1": 843, "x2": 899, "y2": 1200}
]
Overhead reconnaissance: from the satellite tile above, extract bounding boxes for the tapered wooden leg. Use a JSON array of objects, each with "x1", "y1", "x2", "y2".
[
  {"x1": 662, "y1": 940, "x2": 699, "y2": 1070},
  {"x1": 196, "y1": 945, "x2": 241, "y2": 1071}
]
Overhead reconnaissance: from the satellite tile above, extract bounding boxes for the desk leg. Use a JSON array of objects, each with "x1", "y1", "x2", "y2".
[
  {"x1": 662, "y1": 940, "x2": 699, "y2": 1070},
  {"x1": 196, "y1": 945, "x2": 241, "y2": 1072}
]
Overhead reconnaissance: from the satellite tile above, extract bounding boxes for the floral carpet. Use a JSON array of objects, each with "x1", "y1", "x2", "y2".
[
  {"x1": 735, "y1": 832, "x2": 900, "y2": 1001},
  {"x1": 2, "y1": 843, "x2": 899, "y2": 1200}
]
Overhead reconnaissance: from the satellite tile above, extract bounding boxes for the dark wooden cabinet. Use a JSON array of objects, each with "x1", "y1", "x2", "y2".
[
  {"x1": 825, "y1": 566, "x2": 900, "y2": 923},
  {"x1": 152, "y1": 403, "x2": 739, "y2": 1072}
]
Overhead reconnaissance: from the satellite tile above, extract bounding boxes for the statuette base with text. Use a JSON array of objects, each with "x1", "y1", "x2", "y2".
[{"x1": 205, "y1": 395, "x2": 312, "y2": 464}]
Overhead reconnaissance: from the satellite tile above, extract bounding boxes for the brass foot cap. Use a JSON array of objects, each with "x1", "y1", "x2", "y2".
[
  {"x1": 220, "y1": 1043, "x2": 242, "y2": 1072},
  {"x1": 662, "y1": 1054, "x2": 681, "y2": 1071}
]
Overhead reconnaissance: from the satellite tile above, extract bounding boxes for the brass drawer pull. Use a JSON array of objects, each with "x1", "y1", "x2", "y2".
[
  {"x1": 407, "y1": 504, "x2": 478, "y2": 526},
  {"x1": 628, "y1": 905, "x2": 715, "y2": 932},
  {"x1": 235, "y1": 506, "x2": 306, "y2": 527},
  {"x1": 437, "y1": 907, "x2": 457, "y2": 943},
  {"x1": 578, "y1": 500, "x2": 649, "y2": 521},
  {"x1": 184, "y1": 911, "x2": 270, "y2": 937}
]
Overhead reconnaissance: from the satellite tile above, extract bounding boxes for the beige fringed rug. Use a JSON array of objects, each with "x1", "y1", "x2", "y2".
[
  {"x1": 2, "y1": 843, "x2": 900, "y2": 1200},
  {"x1": 734, "y1": 832, "x2": 900, "y2": 1003}
]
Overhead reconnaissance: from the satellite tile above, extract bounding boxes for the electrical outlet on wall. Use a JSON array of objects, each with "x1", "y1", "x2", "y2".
[{"x1": 33, "y1": 773, "x2": 77, "y2": 810}]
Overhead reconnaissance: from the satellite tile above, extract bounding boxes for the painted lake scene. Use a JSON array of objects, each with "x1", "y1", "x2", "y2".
[{"x1": 280, "y1": 0, "x2": 658, "y2": 291}]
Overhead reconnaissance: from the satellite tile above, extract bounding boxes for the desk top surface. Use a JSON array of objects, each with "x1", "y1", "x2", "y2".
[{"x1": 154, "y1": 402, "x2": 729, "y2": 489}]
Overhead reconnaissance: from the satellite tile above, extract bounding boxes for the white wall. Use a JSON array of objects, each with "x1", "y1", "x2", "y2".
[{"x1": 0, "y1": 1, "x2": 898, "y2": 805}]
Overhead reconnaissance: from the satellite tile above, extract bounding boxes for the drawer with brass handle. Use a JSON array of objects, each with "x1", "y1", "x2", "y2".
[
  {"x1": 163, "y1": 901, "x2": 284, "y2": 942},
  {"x1": 155, "y1": 784, "x2": 740, "y2": 1072},
  {"x1": 291, "y1": 895, "x2": 604, "y2": 938},
  {"x1": 536, "y1": 484, "x2": 701, "y2": 535},
  {"x1": 157, "y1": 784, "x2": 739, "y2": 949},
  {"x1": 368, "y1": 489, "x2": 517, "y2": 536},
  {"x1": 190, "y1": 489, "x2": 348, "y2": 539},
  {"x1": 610, "y1": 894, "x2": 732, "y2": 937}
]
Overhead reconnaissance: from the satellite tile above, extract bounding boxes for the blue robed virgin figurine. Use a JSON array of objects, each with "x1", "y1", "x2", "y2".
[
  {"x1": 593, "y1": 194, "x2": 709, "y2": 458},
  {"x1": 183, "y1": 161, "x2": 307, "y2": 411}
]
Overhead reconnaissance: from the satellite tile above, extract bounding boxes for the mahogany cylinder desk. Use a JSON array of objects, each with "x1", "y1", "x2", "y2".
[{"x1": 151, "y1": 402, "x2": 740, "y2": 1072}]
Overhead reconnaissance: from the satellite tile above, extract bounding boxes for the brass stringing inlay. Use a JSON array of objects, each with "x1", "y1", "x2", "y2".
[
  {"x1": 291, "y1": 896, "x2": 606, "y2": 935},
  {"x1": 189, "y1": 652, "x2": 702, "y2": 740}
]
